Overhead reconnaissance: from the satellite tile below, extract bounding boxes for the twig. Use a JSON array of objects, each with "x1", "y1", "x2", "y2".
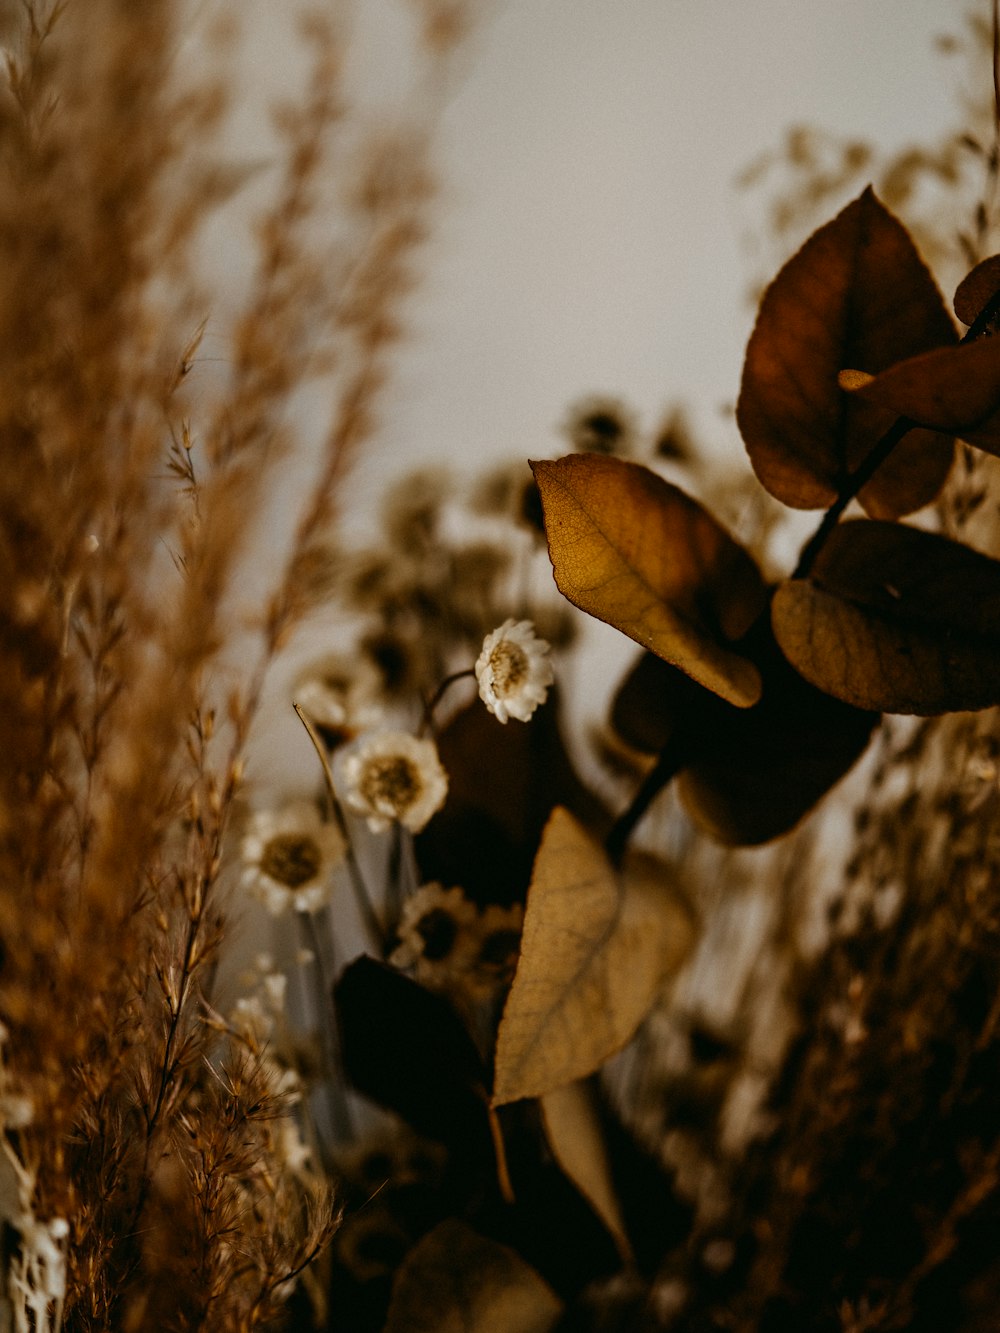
[
  {"x1": 293, "y1": 703, "x2": 385, "y2": 953},
  {"x1": 420, "y1": 666, "x2": 475, "y2": 735},
  {"x1": 605, "y1": 729, "x2": 690, "y2": 867},
  {"x1": 794, "y1": 285, "x2": 1000, "y2": 579}
]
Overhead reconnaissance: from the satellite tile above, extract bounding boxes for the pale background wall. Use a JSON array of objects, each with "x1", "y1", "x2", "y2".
[
  {"x1": 364, "y1": 0, "x2": 964, "y2": 492},
  {"x1": 208, "y1": 0, "x2": 977, "y2": 985},
  {"x1": 213, "y1": 0, "x2": 974, "y2": 797}
]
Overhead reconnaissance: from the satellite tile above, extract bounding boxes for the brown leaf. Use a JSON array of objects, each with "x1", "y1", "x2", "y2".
[
  {"x1": 839, "y1": 334, "x2": 1000, "y2": 452},
  {"x1": 540, "y1": 1080, "x2": 633, "y2": 1265},
  {"x1": 492, "y1": 808, "x2": 695, "y2": 1105},
  {"x1": 611, "y1": 638, "x2": 877, "y2": 846},
  {"x1": 531, "y1": 454, "x2": 766, "y2": 707},
  {"x1": 737, "y1": 187, "x2": 956, "y2": 518},
  {"x1": 676, "y1": 626, "x2": 878, "y2": 844},
  {"x1": 772, "y1": 520, "x2": 1000, "y2": 714},
  {"x1": 954, "y1": 253, "x2": 1000, "y2": 327},
  {"x1": 383, "y1": 1219, "x2": 562, "y2": 1333},
  {"x1": 416, "y1": 689, "x2": 607, "y2": 908},
  {"x1": 609, "y1": 647, "x2": 688, "y2": 754}
]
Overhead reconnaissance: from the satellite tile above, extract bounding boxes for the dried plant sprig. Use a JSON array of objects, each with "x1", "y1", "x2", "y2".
[{"x1": 0, "y1": 0, "x2": 481, "y2": 1324}]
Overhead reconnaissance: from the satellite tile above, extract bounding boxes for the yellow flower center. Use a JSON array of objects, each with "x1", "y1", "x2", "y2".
[
  {"x1": 260, "y1": 834, "x2": 322, "y2": 887},
  {"x1": 360, "y1": 755, "x2": 421, "y2": 811},
  {"x1": 489, "y1": 641, "x2": 528, "y2": 695}
]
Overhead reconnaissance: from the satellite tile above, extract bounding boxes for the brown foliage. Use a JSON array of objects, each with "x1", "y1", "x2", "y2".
[
  {"x1": 773, "y1": 520, "x2": 1000, "y2": 714},
  {"x1": 737, "y1": 187, "x2": 956, "y2": 518},
  {"x1": 531, "y1": 455, "x2": 768, "y2": 707},
  {"x1": 492, "y1": 808, "x2": 695, "y2": 1105}
]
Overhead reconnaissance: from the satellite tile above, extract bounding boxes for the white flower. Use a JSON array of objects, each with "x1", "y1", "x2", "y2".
[
  {"x1": 389, "y1": 883, "x2": 479, "y2": 971},
  {"x1": 474, "y1": 619, "x2": 554, "y2": 723},
  {"x1": 342, "y1": 731, "x2": 448, "y2": 833},
  {"x1": 240, "y1": 801, "x2": 345, "y2": 915},
  {"x1": 293, "y1": 654, "x2": 383, "y2": 749}
]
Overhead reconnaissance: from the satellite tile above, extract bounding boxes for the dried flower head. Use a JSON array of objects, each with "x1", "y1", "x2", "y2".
[
  {"x1": 293, "y1": 654, "x2": 383, "y2": 750},
  {"x1": 475, "y1": 618, "x2": 554, "y2": 723},
  {"x1": 342, "y1": 731, "x2": 448, "y2": 833},
  {"x1": 473, "y1": 901, "x2": 524, "y2": 987},
  {"x1": 380, "y1": 466, "x2": 451, "y2": 552},
  {"x1": 389, "y1": 882, "x2": 480, "y2": 972},
  {"x1": 561, "y1": 393, "x2": 637, "y2": 456},
  {"x1": 390, "y1": 885, "x2": 523, "y2": 1013},
  {"x1": 240, "y1": 801, "x2": 346, "y2": 916},
  {"x1": 469, "y1": 461, "x2": 547, "y2": 537}
]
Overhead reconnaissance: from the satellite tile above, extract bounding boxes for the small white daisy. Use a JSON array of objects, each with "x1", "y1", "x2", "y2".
[
  {"x1": 293, "y1": 654, "x2": 383, "y2": 750},
  {"x1": 389, "y1": 882, "x2": 479, "y2": 972},
  {"x1": 240, "y1": 801, "x2": 346, "y2": 916},
  {"x1": 474, "y1": 619, "x2": 554, "y2": 724},
  {"x1": 342, "y1": 731, "x2": 448, "y2": 834}
]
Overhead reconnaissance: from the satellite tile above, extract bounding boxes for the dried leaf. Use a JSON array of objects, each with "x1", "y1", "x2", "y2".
[
  {"x1": 611, "y1": 640, "x2": 877, "y2": 845},
  {"x1": 839, "y1": 334, "x2": 1000, "y2": 452},
  {"x1": 334, "y1": 957, "x2": 489, "y2": 1149},
  {"x1": 540, "y1": 1080, "x2": 633, "y2": 1265},
  {"x1": 738, "y1": 186, "x2": 956, "y2": 517},
  {"x1": 676, "y1": 630, "x2": 878, "y2": 844},
  {"x1": 416, "y1": 690, "x2": 607, "y2": 907},
  {"x1": 610, "y1": 647, "x2": 688, "y2": 754},
  {"x1": 531, "y1": 455, "x2": 766, "y2": 707},
  {"x1": 492, "y1": 808, "x2": 695, "y2": 1105},
  {"x1": 953, "y1": 253, "x2": 1000, "y2": 326},
  {"x1": 772, "y1": 520, "x2": 1000, "y2": 714},
  {"x1": 384, "y1": 1220, "x2": 562, "y2": 1333}
]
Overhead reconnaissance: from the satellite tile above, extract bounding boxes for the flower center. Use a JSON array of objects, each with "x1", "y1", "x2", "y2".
[
  {"x1": 360, "y1": 755, "x2": 420, "y2": 812},
  {"x1": 415, "y1": 907, "x2": 460, "y2": 961},
  {"x1": 478, "y1": 928, "x2": 521, "y2": 970},
  {"x1": 488, "y1": 641, "x2": 528, "y2": 695},
  {"x1": 260, "y1": 833, "x2": 322, "y2": 887}
]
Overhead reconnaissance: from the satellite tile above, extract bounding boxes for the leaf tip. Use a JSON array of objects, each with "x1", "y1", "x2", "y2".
[{"x1": 838, "y1": 368, "x2": 875, "y2": 392}]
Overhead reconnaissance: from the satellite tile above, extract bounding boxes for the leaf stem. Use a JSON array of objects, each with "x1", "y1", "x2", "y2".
[
  {"x1": 792, "y1": 416, "x2": 914, "y2": 579},
  {"x1": 300, "y1": 907, "x2": 354, "y2": 1149},
  {"x1": 420, "y1": 666, "x2": 475, "y2": 734},
  {"x1": 605, "y1": 730, "x2": 689, "y2": 867},
  {"x1": 483, "y1": 1097, "x2": 516, "y2": 1204},
  {"x1": 794, "y1": 287, "x2": 1000, "y2": 580}
]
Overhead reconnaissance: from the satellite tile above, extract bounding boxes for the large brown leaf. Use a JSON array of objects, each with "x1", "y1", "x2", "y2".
[
  {"x1": 772, "y1": 520, "x2": 1000, "y2": 714},
  {"x1": 839, "y1": 334, "x2": 1000, "y2": 453},
  {"x1": 611, "y1": 638, "x2": 877, "y2": 846},
  {"x1": 492, "y1": 808, "x2": 695, "y2": 1105},
  {"x1": 531, "y1": 455, "x2": 766, "y2": 707},
  {"x1": 737, "y1": 187, "x2": 956, "y2": 518},
  {"x1": 676, "y1": 639, "x2": 878, "y2": 845},
  {"x1": 383, "y1": 1220, "x2": 562, "y2": 1333}
]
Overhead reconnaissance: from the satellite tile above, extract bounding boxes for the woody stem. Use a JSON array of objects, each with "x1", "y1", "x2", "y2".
[
  {"x1": 605, "y1": 730, "x2": 689, "y2": 867},
  {"x1": 421, "y1": 667, "x2": 475, "y2": 734},
  {"x1": 293, "y1": 703, "x2": 385, "y2": 953},
  {"x1": 794, "y1": 286, "x2": 1000, "y2": 580}
]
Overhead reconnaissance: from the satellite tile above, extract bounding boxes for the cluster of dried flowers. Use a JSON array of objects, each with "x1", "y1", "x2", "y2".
[{"x1": 7, "y1": 1, "x2": 1000, "y2": 1331}]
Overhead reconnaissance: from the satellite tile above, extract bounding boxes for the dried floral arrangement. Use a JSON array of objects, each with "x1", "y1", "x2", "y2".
[{"x1": 5, "y1": 1, "x2": 1000, "y2": 1331}]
